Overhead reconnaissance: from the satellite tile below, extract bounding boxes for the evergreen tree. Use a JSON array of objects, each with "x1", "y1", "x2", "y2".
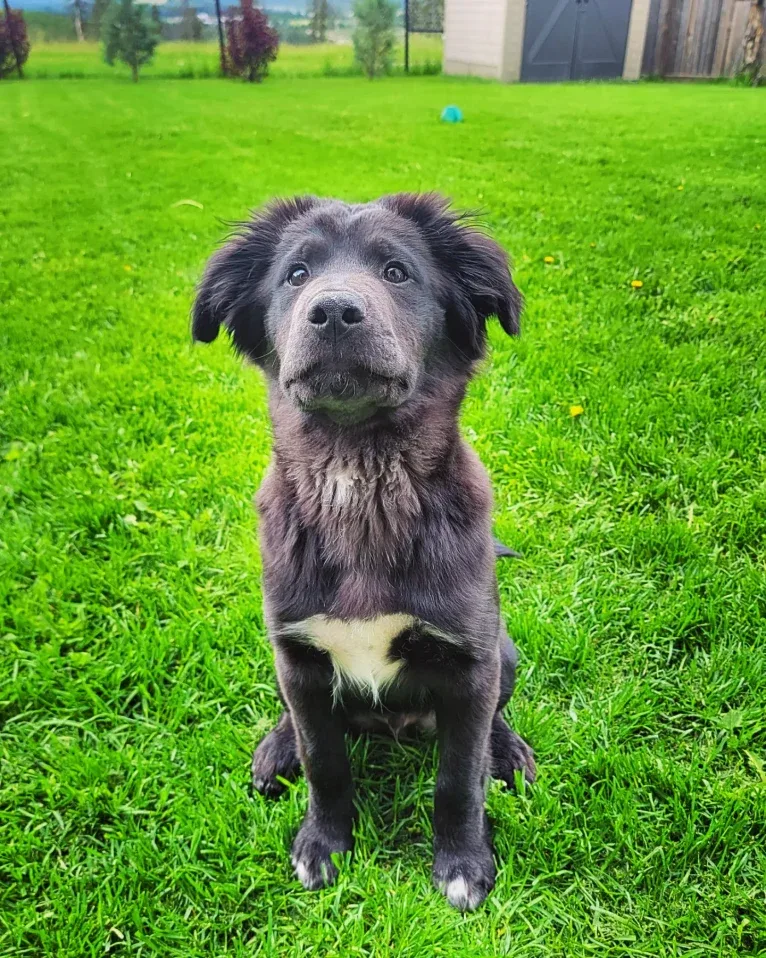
[
  {"x1": 353, "y1": 0, "x2": 396, "y2": 79},
  {"x1": 181, "y1": 0, "x2": 202, "y2": 41},
  {"x1": 89, "y1": 0, "x2": 112, "y2": 41},
  {"x1": 309, "y1": 0, "x2": 328, "y2": 42},
  {"x1": 103, "y1": 0, "x2": 158, "y2": 82}
]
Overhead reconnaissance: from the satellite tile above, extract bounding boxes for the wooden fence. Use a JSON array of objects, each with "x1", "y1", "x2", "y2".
[{"x1": 642, "y1": 0, "x2": 765, "y2": 76}]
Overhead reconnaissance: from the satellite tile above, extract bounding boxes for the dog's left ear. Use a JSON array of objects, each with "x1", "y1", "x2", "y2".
[
  {"x1": 381, "y1": 192, "x2": 522, "y2": 360},
  {"x1": 192, "y1": 196, "x2": 318, "y2": 361}
]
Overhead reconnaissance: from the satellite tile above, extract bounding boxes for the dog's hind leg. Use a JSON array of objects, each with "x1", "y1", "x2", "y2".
[
  {"x1": 252, "y1": 710, "x2": 301, "y2": 797},
  {"x1": 491, "y1": 631, "x2": 536, "y2": 787},
  {"x1": 491, "y1": 712, "x2": 535, "y2": 787}
]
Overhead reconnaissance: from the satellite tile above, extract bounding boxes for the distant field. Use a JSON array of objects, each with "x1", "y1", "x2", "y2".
[{"x1": 23, "y1": 36, "x2": 443, "y2": 80}]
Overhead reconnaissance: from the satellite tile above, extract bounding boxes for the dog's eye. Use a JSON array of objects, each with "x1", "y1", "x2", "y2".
[
  {"x1": 383, "y1": 263, "x2": 408, "y2": 284},
  {"x1": 287, "y1": 265, "x2": 310, "y2": 287}
]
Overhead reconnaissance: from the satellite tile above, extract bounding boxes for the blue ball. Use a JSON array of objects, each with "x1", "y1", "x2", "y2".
[{"x1": 440, "y1": 105, "x2": 463, "y2": 124}]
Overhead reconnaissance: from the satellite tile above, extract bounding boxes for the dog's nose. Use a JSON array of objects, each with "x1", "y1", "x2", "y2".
[{"x1": 308, "y1": 293, "x2": 365, "y2": 337}]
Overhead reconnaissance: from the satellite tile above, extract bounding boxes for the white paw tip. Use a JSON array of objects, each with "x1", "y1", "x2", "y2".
[
  {"x1": 443, "y1": 876, "x2": 483, "y2": 911},
  {"x1": 293, "y1": 858, "x2": 313, "y2": 888}
]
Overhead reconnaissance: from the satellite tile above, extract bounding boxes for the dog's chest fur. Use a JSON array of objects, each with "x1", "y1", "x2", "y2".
[
  {"x1": 259, "y1": 408, "x2": 496, "y2": 639},
  {"x1": 286, "y1": 449, "x2": 423, "y2": 568}
]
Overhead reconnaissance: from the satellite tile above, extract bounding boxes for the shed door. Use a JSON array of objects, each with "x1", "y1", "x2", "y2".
[
  {"x1": 522, "y1": 0, "x2": 579, "y2": 82},
  {"x1": 572, "y1": 0, "x2": 634, "y2": 80},
  {"x1": 521, "y1": 0, "x2": 633, "y2": 82}
]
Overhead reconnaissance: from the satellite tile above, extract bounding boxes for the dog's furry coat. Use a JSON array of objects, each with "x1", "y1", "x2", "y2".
[{"x1": 193, "y1": 193, "x2": 535, "y2": 910}]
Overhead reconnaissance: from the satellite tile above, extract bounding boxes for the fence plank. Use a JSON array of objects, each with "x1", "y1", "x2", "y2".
[
  {"x1": 642, "y1": 0, "x2": 664, "y2": 72},
  {"x1": 712, "y1": 0, "x2": 735, "y2": 74},
  {"x1": 674, "y1": 0, "x2": 691, "y2": 71},
  {"x1": 678, "y1": 0, "x2": 700, "y2": 73},
  {"x1": 697, "y1": 0, "x2": 723, "y2": 73},
  {"x1": 657, "y1": 0, "x2": 684, "y2": 73},
  {"x1": 691, "y1": 0, "x2": 711, "y2": 76}
]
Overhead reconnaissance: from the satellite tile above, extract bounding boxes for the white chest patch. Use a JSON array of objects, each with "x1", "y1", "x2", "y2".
[
  {"x1": 287, "y1": 614, "x2": 415, "y2": 701},
  {"x1": 320, "y1": 467, "x2": 360, "y2": 509}
]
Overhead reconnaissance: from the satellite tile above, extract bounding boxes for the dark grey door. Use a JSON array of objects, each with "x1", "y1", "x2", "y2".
[
  {"x1": 572, "y1": 0, "x2": 634, "y2": 79},
  {"x1": 522, "y1": 0, "x2": 579, "y2": 82},
  {"x1": 521, "y1": 0, "x2": 633, "y2": 82}
]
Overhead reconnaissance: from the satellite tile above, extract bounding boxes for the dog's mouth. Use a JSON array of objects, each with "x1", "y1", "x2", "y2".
[{"x1": 282, "y1": 364, "x2": 412, "y2": 424}]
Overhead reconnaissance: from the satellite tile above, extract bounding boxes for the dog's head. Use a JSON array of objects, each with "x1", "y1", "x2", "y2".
[{"x1": 192, "y1": 193, "x2": 521, "y2": 424}]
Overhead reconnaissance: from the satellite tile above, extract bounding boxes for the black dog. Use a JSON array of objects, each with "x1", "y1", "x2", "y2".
[{"x1": 192, "y1": 193, "x2": 535, "y2": 910}]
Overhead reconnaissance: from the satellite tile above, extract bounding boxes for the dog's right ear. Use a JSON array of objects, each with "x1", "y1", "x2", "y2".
[{"x1": 191, "y1": 196, "x2": 318, "y2": 360}]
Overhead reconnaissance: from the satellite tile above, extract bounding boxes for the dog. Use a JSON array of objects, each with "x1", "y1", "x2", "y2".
[{"x1": 192, "y1": 193, "x2": 535, "y2": 910}]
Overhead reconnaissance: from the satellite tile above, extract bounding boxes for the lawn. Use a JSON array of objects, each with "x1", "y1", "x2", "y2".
[
  {"x1": 22, "y1": 36, "x2": 443, "y2": 80},
  {"x1": 1, "y1": 75, "x2": 765, "y2": 957}
]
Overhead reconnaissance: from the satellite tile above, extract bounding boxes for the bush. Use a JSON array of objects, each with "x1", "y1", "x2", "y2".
[
  {"x1": 0, "y1": 5, "x2": 30, "y2": 79},
  {"x1": 103, "y1": 0, "x2": 158, "y2": 82},
  {"x1": 352, "y1": 0, "x2": 396, "y2": 80},
  {"x1": 225, "y1": 0, "x2": 279, "y2": 82}
]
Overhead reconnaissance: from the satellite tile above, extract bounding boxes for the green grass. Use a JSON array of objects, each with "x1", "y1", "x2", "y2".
[
  {"x1": 22, "y1": 37, "x2": 443, "y2": 80},
  {"x1": 1, "y1": 75, "x2": 765, "y2": 956}
]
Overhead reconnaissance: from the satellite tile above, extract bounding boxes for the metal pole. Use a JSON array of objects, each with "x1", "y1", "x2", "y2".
[
  {"x1": 404, "y1": 0, "x2": 409, "y2": 73},
  {"x1": 214, "y1": 0, "x2": 226, "y2": 76},
  {"x1": 2, "y1": 0, "x2": 24, "y2": 78}
]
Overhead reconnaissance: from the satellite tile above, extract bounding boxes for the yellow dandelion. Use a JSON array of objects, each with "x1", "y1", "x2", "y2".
[
  {"x1": 631, "y1": 279, "x2": 643, "y2": 289},
  {"x1": 677, "y1": 184, "x2": 684, "y2": 191},
  {"x1": 123, "y1": 264, "x2": 132, "y2": 272},
  {"x1": 544, "y1": 255, "x2": 555, "y2": 264},
  {"x1": 570, "y1": 404, "x2": 584, "y2": 417}
]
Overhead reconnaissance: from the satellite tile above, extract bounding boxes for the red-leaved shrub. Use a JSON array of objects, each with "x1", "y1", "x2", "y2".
[
  {"x1": 0, "y1": 7, "x2": 30, "y2": 79},
  {"x1": 225, "y1": 0, "x2": 279, "y2": 82}
]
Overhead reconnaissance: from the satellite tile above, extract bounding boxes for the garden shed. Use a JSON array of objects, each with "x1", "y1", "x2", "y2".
[{"x1": 443, "y1": 0, "x2": 764, "y2": 81}]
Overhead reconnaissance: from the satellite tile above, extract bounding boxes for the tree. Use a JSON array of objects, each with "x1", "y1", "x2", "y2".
[
  {"x1": 408, "y1": 0, "x2": 442, "y2": 32},
  {"x1": 150, "y1": 3, "x2": 161, "y2": 34},
  {"x1": 225, "y1": 0, "x2": 279, "y2": 82},
  {"x1": 309, "y1": 0, "x2": 329, "y2": 42},
  {"x1": 89, "y1": 0, "x2": 111, "y2": 40},
  {"x1": 0, "y1": 0, "x2": 29, "y2": 79},
  {"x1": 103, "y1": 0, "x2": 158, "y2": 82},
  {"x1": 180, "y1": 0, "x2": 202, "y2": 41},
  {"x1": 71, "y1": 0, "x2": 87, "y2": 41},
  {"x1": 352, "y1": 0, "x2": 395, "y2": 79},
  {"x1": 741, "y1": 0, "x2": 764, "y2": 85}
]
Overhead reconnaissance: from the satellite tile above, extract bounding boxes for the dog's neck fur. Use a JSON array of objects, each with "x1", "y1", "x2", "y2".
[{"x1": 267, "y1": 376, "x2": 467, "y2": 567}]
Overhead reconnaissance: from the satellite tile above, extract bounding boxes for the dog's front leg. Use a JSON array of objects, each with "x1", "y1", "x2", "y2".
[
  {"x1": 276, "y1": 648, "x2": 353, "y2": 890},
  {"x1": 432, "y1": 666, "x2": 497, "y2": 911}
]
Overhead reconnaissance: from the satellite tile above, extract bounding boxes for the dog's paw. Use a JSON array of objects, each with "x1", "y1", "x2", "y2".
[
  {"x1": 291, "y1": 821, "x2": 351, "y2": 890},
  {"x1": 251, "y1": 719, "x2": 300, "y2": 797},
  {"x1": 433, "y1": 846, "x2": 496, "y2": 911},
  {"x1": 491, "y1": 722, "x2": 536, "y2": 789}
]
